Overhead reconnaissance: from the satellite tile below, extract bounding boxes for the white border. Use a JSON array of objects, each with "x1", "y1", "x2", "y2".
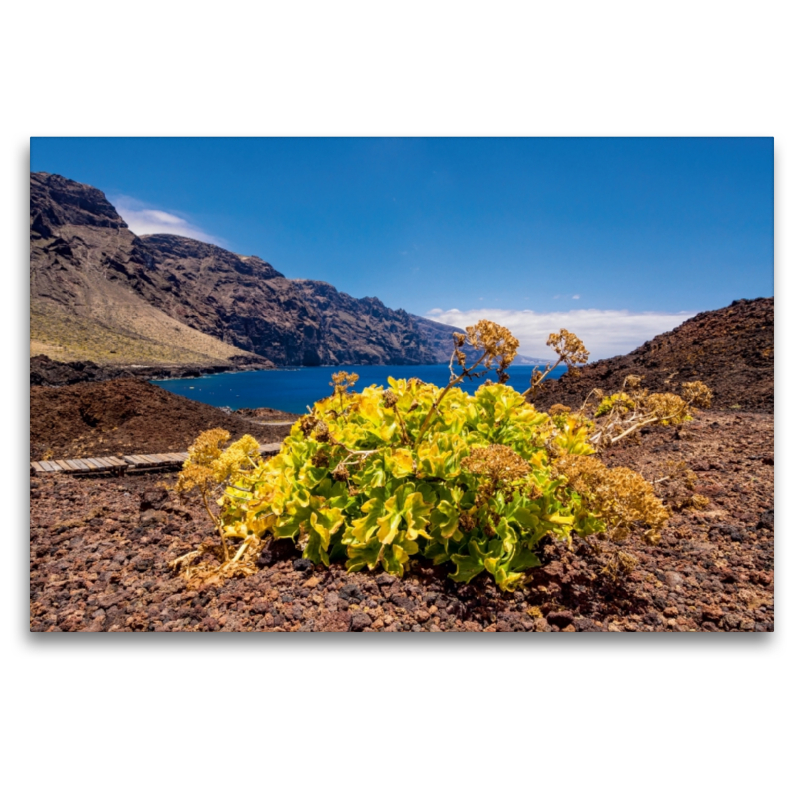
[{"x1": 3, "y1": 3, "x2": 793, "y2": 798}]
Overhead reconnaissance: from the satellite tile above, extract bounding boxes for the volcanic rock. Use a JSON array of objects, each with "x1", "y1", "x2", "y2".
[{"x1": 531, "y1": 298, "x2": 773, "y2": 412}]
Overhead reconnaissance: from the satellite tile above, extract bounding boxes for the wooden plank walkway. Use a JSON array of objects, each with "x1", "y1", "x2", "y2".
[{"x1": 31, "y1": 442, "x2": 282, "y2": 476}]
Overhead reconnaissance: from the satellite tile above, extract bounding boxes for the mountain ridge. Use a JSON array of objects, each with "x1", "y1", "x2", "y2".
[{"x1": 30, "y1": 172, "x2": 464, "y2": 368}]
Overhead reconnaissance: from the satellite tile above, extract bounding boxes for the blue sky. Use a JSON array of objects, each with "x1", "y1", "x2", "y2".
[{"x1": 30, "y1": 137, "x2": 773, "y2": 359}]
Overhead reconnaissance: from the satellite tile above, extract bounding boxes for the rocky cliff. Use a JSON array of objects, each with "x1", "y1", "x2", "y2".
[
  {"x1": 137, "y1": 233, "x2": 453, "y2": 366},
  {"x1": 30, "y1": 172, "x2": 465, "y2": 367},
  {"x1": 30, "y1": 172, "x2": 267, "y2": 367}
]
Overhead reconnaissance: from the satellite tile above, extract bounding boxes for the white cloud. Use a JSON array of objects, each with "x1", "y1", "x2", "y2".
[
  {"x1": 424, "y1": 307, "x2": 696, "y2": 360},
  {"x1": 111, "y1": 195, "x2": 224, "y2": 246},
  {"x1": 572, "y1": 294, "x2": 581, "y2": 300}
]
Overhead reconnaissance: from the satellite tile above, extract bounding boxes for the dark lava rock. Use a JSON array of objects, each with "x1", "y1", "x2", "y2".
[
  {"x1": 350, "y1": 613, "x2": 372, "y2": 632},
  {"x1": 257, "y1": 538, "x2": 298, "y2": 568},
  {"x1": 140, "y1": 488, "x2": 169, "y2": 512},
  {"x1": 711, "y1": 524, "x2": 745, "y2": 542},
  {"x1": 339, "y1": 584, "x2": 365, "y2": 603},
  {"x1": 292, "y1": 558, "x2": 314, "y2": 574},
  {"x1": 319, "y1": 611, "x2": 352, "y2": 632},
  {"x1": 28, "y1": 395, "x2": 774, "y2": 634},
  {"x1": 138, "y1": 232, "x2": 456, "y2": 366},
  {"x1": 664, "y1": 571, "x2": 684, "y2": 588},
  {"x1": 546, "y1": 610, "x2": 574, "y2": 629},
  {"x1": 757, "y1": 509, "x2": 774, "y2": 531},
  {"x1": 30, "y1": 355, "x2": 133, "y2": 387},
  {"x1": 389, "y1": 593, "x2": 415, "y2": 611}
]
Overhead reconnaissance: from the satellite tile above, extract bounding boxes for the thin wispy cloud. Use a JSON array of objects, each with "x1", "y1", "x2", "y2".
[
  {"x1": 111, "y1": 195, "x2": 224, "y2": 246},
  {"x1": 424, "y1": 307, "x2": 696, "y2": 361}
]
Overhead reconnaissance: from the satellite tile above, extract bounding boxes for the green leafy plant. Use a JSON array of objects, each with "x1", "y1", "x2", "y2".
[{"x1": 174, "y1": 321, "x2": 698, "y2": 591}]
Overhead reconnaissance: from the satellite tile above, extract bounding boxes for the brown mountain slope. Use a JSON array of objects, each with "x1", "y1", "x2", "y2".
[
  {"x1": 30, "y1": 172, "x2": 464, "y2": 367},
  {"x1": 30, "y1": 173, "x2": 266, "y2": 367},
  {"x1": 530, "y1": 298, "x2": 773, "y2": 412},
  {"x1": 136, "y1": 233, "x2": 450, "y2": 366}
]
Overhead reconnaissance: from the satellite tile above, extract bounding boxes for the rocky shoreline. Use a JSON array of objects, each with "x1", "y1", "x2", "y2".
[{"x1": 30, "y1": 354, "x2": 275, "y2": 388}]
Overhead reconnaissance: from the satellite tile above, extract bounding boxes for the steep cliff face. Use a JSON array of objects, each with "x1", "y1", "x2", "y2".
[
  {"x1": 30, "y1": 172, "x2": 464, "y2": 367},
  {"x1": 407, "y1": 314, "x2": 467, "y2": 363},
  {"x1": 30, "y1": 172, "x2": 266, "y2": 366},
  {"x1": 138, "y1": 233, "x2": 443, "y2": 366}
]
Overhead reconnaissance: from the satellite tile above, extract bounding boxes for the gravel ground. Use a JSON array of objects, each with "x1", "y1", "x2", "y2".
[{"x1": 29, "y1": 409, "x2": 773, "y2": 632}]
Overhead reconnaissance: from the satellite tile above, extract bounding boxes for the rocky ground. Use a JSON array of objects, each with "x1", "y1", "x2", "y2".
[
  {"x1": 29, "y1": 408, "x2": 773, "y2": 633},
  {"x1": 29, "y1": 378, "x2": 295, "y2": 461}
]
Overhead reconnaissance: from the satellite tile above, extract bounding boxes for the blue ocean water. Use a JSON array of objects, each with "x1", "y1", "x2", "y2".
[{"x1": 152, "y1": 364, "x2": 568, "y2": 414}]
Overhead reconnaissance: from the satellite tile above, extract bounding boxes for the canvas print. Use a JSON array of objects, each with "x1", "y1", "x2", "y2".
[{"x1": 29, "y1": 137, "x2": 774, "y2": 632}]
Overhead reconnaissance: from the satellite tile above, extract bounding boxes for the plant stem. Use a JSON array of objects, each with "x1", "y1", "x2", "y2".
[
  {"x1": 415, "y1": 352, "x2": 489, "y2": 444},
  {"x1": 201, "y1": 490, "x2": 229, "y2": 561},
  {"x1": 522, "y1": 356, "x2": 565, "y2": 400}
]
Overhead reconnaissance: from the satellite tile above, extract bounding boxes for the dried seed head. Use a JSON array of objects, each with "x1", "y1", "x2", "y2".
[
  {"x1": 313, "y1": 421, "x2": 331, "y2": 442},
  {"x1": 299, "y1": 415, "x2": 317, "y2": 437},
  {"x1": 623, "y1": 375, "x2": 643, "y2": 390},
  {"x1": 527, "y1": 483, "x2": 543, "y2": 500},
  {"x1": 383, "y1": 389, "x2": 398, "y2": 408},
  {"x1": 601, "y1": 550, "x2": 639, "y2": 582},
  {"x1": 546, "y1": 329, "x2": 589, "y2": 367},
  {"x1": 330, "y1": 371, "x2": 359, "y2": 395},
  {"x1": 681, "y1": 381, "x2": 713, "y2": 409},
  {"x1": 646, "y1": 393, "x2": 690, "y2": 422},
  {"x1": 311, "y1": 450, "x2": 330, "y2": 468},
  {"x1": 555, "y1": 454, "x2": 669, "y2": 541},
  {"x1": 465, "y1": 320, "x2": 520, "y2": 370},
  {"x1": 462, "y1": 444, "x2": 530, "y2": 484},
  {"x1": 453, "y1": 332, "x2": 466, "y2": 347},
  {"x1": 331, "y1": 462, "x2": 350, "y2": 482},
  {"x1": 458, "y1": 512, "x2": 475, "y2": 531}
]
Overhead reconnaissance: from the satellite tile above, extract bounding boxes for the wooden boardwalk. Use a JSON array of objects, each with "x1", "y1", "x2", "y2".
[{"x1": 30, "y1": 442, "x2": 283, "y2": 476}]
